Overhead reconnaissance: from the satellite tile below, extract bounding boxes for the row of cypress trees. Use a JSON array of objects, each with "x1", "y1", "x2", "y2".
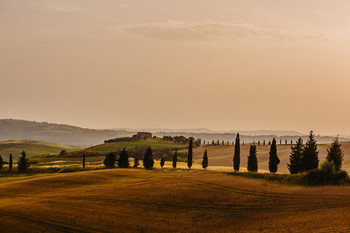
[{"x1": 0, "y1": 151, "x2": 29, "y2": 172}]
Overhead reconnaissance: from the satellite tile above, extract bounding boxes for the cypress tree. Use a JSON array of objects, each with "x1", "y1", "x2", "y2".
[
  {"x1": 287, "y1": 138, "x2": 304, "y2": 174},
  {"x1": 133, "y1": 158, "x2": 140, "y2": 168},
  {"x1": 247, "y1": 145, "x2": 258, "y2": 172},
  {"x1": 326, "y1": 138, "x2": 343, "y2": 172},
  {"x1": 188, "y1": 138, "x2": 193, "y2": 169},
  {"x1": 104, "y1": 151, "x2": 116, "y2": 168},
  {"x1": 0, "y1": 155, "x2": 4, "y2": 169},
  {"x1": 17, "y1": 150, "x2": 29, "y2": 172},
  {"x1": 160, "y1": 156, "x2": 165, "y2": 168},
  {"x1": 202, "y1": 150, "x2": 208, "y2": 170},
  {"x1": 118, "y1": 147, "x2": 130, "y2": 168},
  {"x1": 268, "y1": 138, "x2": 280, "y2": 173},
  {"x1": 9, "y1": 154, "x2": 12, "y2": 171},
  {"x1": 83, "y1": 153, "x2": 86, "y2": 169},
  {"x1": 143, "y1": 146, "x2": 154, "y2": 169},
  {"x1": 172, "y1": 150, "x2": 177, "y2": 169},
  {"x1": 300, "y1": 131, "x2": 319, "y2": 172},
  {"x1": 233, "y1": 133, "x2": 240, "y2": 171}
]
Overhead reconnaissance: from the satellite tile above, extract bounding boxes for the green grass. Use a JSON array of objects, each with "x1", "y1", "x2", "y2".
[
  {"x1": 0, "y1": 140, "x2": 82, "y2": 160},
  {"x1": 85, "y1": 138, "x2": 188, "y2": 154}
]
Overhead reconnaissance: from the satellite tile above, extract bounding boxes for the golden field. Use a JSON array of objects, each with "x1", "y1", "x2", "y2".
[{"x1": 1, "y1": 168, "x2": 350, "y2": 232}]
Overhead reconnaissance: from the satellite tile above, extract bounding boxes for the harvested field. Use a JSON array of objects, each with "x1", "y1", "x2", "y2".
[{"x1": 1, "y1": 169, "x2": 350, "y2": 232}]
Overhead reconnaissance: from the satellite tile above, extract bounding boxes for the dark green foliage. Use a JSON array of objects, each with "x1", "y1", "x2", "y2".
[
  {"x1": 172, "y1": 150, "x2": 177, "y2": 169},
  {"x1": 269, "y1": 138, "x2": 280, "y2": 173},
  {"x1": 188, "y1": 138, "x2": 193, "y2": 169},
  {"x1": 233, "y1": 133, "x2": 240, "y2": 171},
  {"x1": 133, "y1": 158, "x2": 139, "y2": 168},
  {"x1": 104, "y1": 151, "x2": 116, "y2": 168},
  {"x1": 9, "y1": 154, "x2": 12, "y2": 171},
  {"x1": 0, "y1": 155, "x2": 4, "y2": 169},
  {"x1": 59, "y1": 150, "x2": 67, "y2": 156},
  {"x1": 287, "y1": 138, "x2": 304, "y2": 174},
  {"x1": 247, "y1": 145, "x2": 258, "y2": 172},
  {"x1": 303, "y1": 160, "x2": 348, "y2": 185},
  {"x1": 300, "y1": 131, "x2": 319, "y2": 172},
  {"x1": 143, "y1": 146, "x2": 154, "y2": 169},
  {"x1": 117, "y1": 147, "x2": 130, "y2": 168},
  {"x1": 83, "y1": 153, "x2": 86, "y2": 169},
  {"x1": 17, "y1": 150, "x2": 29, "y2": 172},
  {"x1": 160, "y1": 156, "x2": 165, "y2": 168},
  {"x1": 202, "y1": 150, "x2": 208, "y2": 170},
  {"x1": 326, "y1": 138, "x2": 343, "y2": 172}
]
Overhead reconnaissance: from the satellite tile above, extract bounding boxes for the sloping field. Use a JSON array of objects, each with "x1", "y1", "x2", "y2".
[
  {"x1": 193, "y1": 143, "x2": 350, "y2": 173},
  {"x1": 86, "y1": 138, "x2": 188, "y2": 154},
  {"x1": 0, "y1": 140, "x2": 81, "y2": 160},
  {"x1": 0, "y1": 169, "x2": 350, "y2": 232}
]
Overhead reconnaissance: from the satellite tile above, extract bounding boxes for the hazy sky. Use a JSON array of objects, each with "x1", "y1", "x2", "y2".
[{"x1": 1, "y1": 0, "x2": 350, "y2": 135}]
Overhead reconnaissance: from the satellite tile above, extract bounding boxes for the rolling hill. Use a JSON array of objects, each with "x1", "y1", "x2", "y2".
[{"x1": 0, "y1": 140, "x2": 82, "y2": 161}]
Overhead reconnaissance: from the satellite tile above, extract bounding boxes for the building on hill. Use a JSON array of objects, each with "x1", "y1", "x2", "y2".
[{"x1": 134, "y1": 132, "x2": 152, "y2": 139}]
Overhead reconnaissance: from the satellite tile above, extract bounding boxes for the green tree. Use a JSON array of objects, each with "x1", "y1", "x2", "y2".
[
  {"x1": 117, "y1": 147, "x2": 130, "y2": 168},
  {"x1": 133, "y1": 158, "x2": 140, "y2": 168},
  {"x1": 59, "y1": 150, "x2": 67, "y2": 156},
  {"x1": 172, "y1": 150, "x2": 177, "y2": 169},
  {"x1": 202, "y1": 150, "x2": 208, "y2": 170},
  {"x1": 188, "y1": 138, "x2": 193, "y2": 169},
  {"x1": 233, "y1": 133, "x2": 240, "y2": 171},
  {"x1": 143, "y1": 146, "x2": 154, "y2": 169},
  {"x1": 17, "y1": 150, "x2": 29, "y2": 172},
  {"x1": 9, "y1": 154, "x2": 12, "y2": 171},
  {"x1": 268, "y1": 138, "x2": 280, "y2": 173},
  {"x1": 160, "y1": 155, "x2": 165, "y2": 168},
  {"x1": 287, "y1": 138, "x2": 304, "y2": 174},
  {"x1": 247, "y1": 145, "x2": 258, "y2": 172},
  {"x1": 83, "y1": 152, "x2": 86, "y2": 169},
  {"x1": 104, "y1": 151, "x2": 116, "y2": 168},
  {"x1": 326, "y1": 138, "x2": 343, "y2": 172},
  {"x1": 0, "y1": 155, "x2": 4, "y2": 169},
  {"x1": 300, "y1": 131, "x2": 319, "y2": 172}
]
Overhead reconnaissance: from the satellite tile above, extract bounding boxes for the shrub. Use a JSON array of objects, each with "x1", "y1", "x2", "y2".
[
  {"x1": 117, "y1": 148, "x2": 130, "y2": 168},
  {"x1": 303, "y1": 160, "x2": 348, "y2": 185},
  {"x1": 17, "y1": 151, "x2": 29, "y2": 172},
  {"x1": 143, "y1": 147, "x2": 154, "y2": 169},
  {"x1": 104, "y1": 151, "x2": 116, "y2": 168}
]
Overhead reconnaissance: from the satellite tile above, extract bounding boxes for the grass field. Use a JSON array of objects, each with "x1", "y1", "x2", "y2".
[
  {"x1": 1, "y1": 168, "x2": 350, "y2": 232},
  {"x1": 85, "y1": 138, "x2": 188, "y2": 154},
  {"x1": 193, "y1": 143, "x2": 350, "y2": 173},
  {"x1": 0, "y1": 140, "x2": 82, "y2": 160}
]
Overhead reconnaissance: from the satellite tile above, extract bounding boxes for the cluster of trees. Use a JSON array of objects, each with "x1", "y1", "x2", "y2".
[
  {"x1": 162, "y1": 135, "x2": 201, "y2": 147},
  {"x1": 0, "y1": 151, "x2": 29, "y2": 172}
]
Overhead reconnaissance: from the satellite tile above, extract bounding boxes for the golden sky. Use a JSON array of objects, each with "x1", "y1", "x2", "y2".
[{"x1": 1, "y1": 0, "x2": 350, "y2": 135}]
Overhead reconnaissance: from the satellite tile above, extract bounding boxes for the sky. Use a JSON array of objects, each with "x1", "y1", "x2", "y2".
[{"x1": 1, "y1": 0, "x2": 350, "y2": 135}]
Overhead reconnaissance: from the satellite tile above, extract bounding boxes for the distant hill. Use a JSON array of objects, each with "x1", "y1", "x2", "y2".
[
  {"x1": 0, "y1": 139, "x2": 82, "y2": 160},
  {"x1": 0, "y1": 119, "x2": 133, "y2": 146}
]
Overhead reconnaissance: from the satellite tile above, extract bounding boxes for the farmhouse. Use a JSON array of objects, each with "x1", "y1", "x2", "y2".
[{"x1": 134, "y1": 132, "x2": 152, "y2": 139}]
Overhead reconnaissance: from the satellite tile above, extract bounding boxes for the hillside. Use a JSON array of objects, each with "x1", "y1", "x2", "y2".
[
  {"x1": 0, "y1": 140, "x2": 82, "y2": 160},
  {"x1": 1, "y1": 169, "x2": 350, "y2": 232},
  {"x1": 192, "y1": 143, "x2": 350, "y2": 173},
  {"x1": 0, "y1": 119, "x2": 133, "y2": 146}
]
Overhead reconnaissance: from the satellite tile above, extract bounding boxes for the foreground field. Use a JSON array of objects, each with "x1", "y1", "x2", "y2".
[
  {"x1": 194, "y1": 143, "x2": 350, "y2": 173},
  {"x1": 1, "y1": 169, "x2": 350, "y2": 232}
]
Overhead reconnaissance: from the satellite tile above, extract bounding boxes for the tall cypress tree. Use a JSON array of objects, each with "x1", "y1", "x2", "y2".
[
  {"x1": 172, "y1": 149, "x2": 177, "y2": 169},
  {"x1": 160, "y1": 156, "x2": 165, "y2": 168},
  {"x1": 247, "y1": 145, "x2": 258, "y2": 172},
  {"x1": 188, "y1": 138, "x2": 193, "y2": 169},
  {"x1": 300, "y1": 131, "x2": 319, "y2": 172},
  {"x1": 118, "y1": 147, "x2": 130, "y2": 168},
  {"x1": 202, "y1": 150, "x2": 208, "y2": 170},
  {"x1": 83, "y1": 152, "x2": 86, "y2": 169},
  {"x1": 104, "y1": 151, "x2": 116, "y2": 168},
  {"x1": 17, "y1": 150, "x2": 29, "y2": 172},
  {"x1": 143, "y1": 146, "x2": 154, "y2": 169},
  {"x1": 9, "y1": 154, "x2": 12, "y2": 171},
  {"x1": 327, "y1": 138, "x2": 343, "y2": 172},
  {"x1": 287, "y1": 138, "x2": 304, "y2": 174},
  {"x1": 268, "y1": 138, "x2": 280, "y2": 173},
  {"x1": 0, "y1": 155, "x2": 4, "y2": 169},
  {"x1": 233, "y1": 133, "x2": 240, "y2": 171}
]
